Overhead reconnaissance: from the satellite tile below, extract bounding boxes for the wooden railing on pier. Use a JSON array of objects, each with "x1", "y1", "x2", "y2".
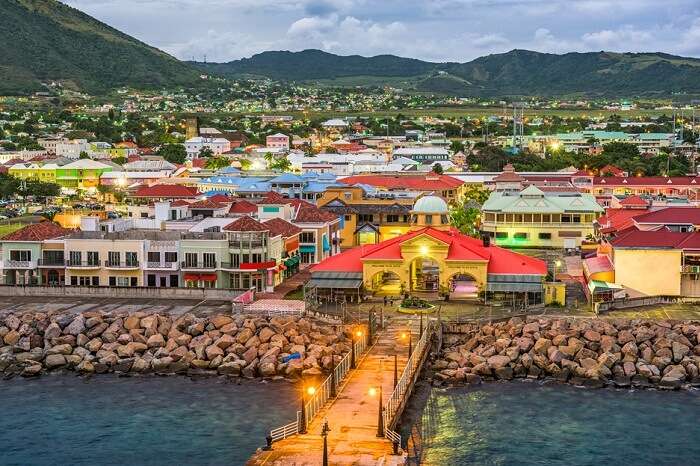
[{"x1": 382, "y1": 320, "x2": 438, "y2": 447}]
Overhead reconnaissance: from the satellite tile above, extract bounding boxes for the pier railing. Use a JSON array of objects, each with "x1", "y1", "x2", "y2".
[
  {"x1": 268, "y1": 329, "x2": 368, "y2": 443},
  {"x1": 383, "y1": 320, "x2": 437, "y2": 446}
]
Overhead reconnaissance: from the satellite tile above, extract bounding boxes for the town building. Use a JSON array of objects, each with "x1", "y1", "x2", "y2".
[
  {"x1": 392, "y1": 147, "x2": 450, "y2": 163},
  {"x1": 308, "y1": 197, "x2": 548, "y2": 304},
  {"x1": 481, "y1": 185, "x2": 603, "y2": 249},
  {"x1": 184, "y1": 137, "x2": 231, "y2": 159},
  {"x1": 338, "y1": 173, "x2": 466, "y2": 203},
  {"x1": 265, "y1": 133, "x2": 290, "y2": 150}
]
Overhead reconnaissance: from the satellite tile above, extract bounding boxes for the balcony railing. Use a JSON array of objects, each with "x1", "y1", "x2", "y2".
[
  {"x1": 38, "y1": 259, "x2": 66, "y2": 267},
  {"x1": 2, "y1": 260, "x2": 37, "y2": 269},
  {"x1": 681, "y1": 265, "x2": 700, "y2": 274},
  {"x1": 104, "y1": 261, "x2": 140, "y2": 269},
  {"x1": 66, "y1": 260, "x2": 101, "y2": 268},
  {"x1": 145, "y1": 261, "x2": 178, "y2": 270},
  {"x1": 228, "y1": 241, "x2": 265, "y2": 249},
  {"x1": 181, "y1": 261, "x2": 217, "y2": 269}
]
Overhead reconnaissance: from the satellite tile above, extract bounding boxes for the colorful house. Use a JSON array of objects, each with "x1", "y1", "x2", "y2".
[{"x1": 55, "y1": 159, "x2": 114, "y2": 190}]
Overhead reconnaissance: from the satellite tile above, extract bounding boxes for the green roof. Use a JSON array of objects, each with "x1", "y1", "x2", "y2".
[{"x1": 482, "y1": 188, "x2": 603, "y2": 214}]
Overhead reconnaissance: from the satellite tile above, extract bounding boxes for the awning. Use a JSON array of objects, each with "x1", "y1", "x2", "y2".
[
  {"x1": 184, "y1": 273, "x2": 217, "y2": 282},
  {"x1": 322, "y1": 235, "x2": 330, "y2": 252},
  {"x1": 300, "y1": 245, "x2": 316, "y2": 253},
  {"x1": 588, "y1": 280, "x2": 623, "y2": 294},
  {"x1": 486, "y1": 282, "x2": 544, "y2": 292},
  {"x1": 284, "y1": 256, "x2": 300, "y2": 267},
  {"x1": 240, "y1": 261, "x2": 276, "y2": 270},
  {"x1": 307, "y1": 278, "x2": 363, "y2": 289}
]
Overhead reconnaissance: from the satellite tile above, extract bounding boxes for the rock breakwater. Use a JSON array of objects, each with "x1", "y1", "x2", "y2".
[
  {"x1": 434, "y1": 317, "x2": 700, "y2": 390},
  {"x1": 0, "y1": 311, "x2": 351, "y2": 379}
]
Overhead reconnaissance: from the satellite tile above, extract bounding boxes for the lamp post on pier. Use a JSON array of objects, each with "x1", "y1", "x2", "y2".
[
  {"x1": 299, "y1": 384, "x2": 315, "y2": 434},
  {"x1": 321, "y1": 419, "x2": 330, "y2": 466}
]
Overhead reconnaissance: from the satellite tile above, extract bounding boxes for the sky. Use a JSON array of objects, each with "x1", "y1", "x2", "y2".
[{"x1": 64, "y1": 0, "x2": 700, "y2": 63}]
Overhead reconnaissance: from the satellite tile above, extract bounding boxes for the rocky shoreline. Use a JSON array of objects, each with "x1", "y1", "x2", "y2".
[
  {"x1": 0, "y1": 311, "x2": 351, "y2": 379},
  {"x1": 433, "y1": 317, "x2": 700, "y2": 390}
]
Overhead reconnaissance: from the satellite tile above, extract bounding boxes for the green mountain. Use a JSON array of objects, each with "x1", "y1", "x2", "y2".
[
  {"x1": 194, "y1": 49, "x2": 700, "y2": 97},
  {"x1": 0, "y1": 0, "x2": 201, "y2": 95}
]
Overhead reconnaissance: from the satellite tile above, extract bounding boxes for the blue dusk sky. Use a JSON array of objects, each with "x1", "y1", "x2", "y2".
[{"x1": 64, "y1": 0, "x2": 700, "y2": 62}]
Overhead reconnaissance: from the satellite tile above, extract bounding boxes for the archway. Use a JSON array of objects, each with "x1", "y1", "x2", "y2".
[
  {"x1": 410, "y1": 256, "x2": 440, "y2": 292},
  {"x1": 449, "y1": 273, "x2": 480, "y2": 300},
  {"x1": 370, "y1": 271, "x2": 402, "y2": 296}
]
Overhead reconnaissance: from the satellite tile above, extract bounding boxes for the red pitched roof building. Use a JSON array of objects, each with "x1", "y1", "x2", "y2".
[
  {"x1": 339, "y1": 173, "x2": 465, "y2": 203},
  {"x1": 132, "y1": 184, "x2": 199, "y2": 200}
]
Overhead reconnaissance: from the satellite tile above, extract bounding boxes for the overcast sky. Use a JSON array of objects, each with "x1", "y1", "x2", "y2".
[{"x1": 64, "y1": 0, "x2": 700, "y2": 63}]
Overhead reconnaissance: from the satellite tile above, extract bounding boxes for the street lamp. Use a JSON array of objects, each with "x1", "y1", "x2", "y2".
[
  {"x1": 351, "y1": 330, "x2": 363, "y2": 369},
  {"x1": 299, "y1": 384, "x2": 315, "y2": 434},
  {"x1": 369, "y1": 385, "x2": 384, "y2": 437},
  {"x1": 554, "y1": 259, "x2": 562, "y2": 282},
  {"x1": 321, "y1": 419, "x2": 330, "y2": 466},
  {"x1": 401, "y1": 331, "x2": 412, "y2": 358}
]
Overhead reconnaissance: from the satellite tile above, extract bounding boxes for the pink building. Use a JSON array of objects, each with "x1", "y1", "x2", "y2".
[{"x1": 266, "y1": 133, "x2": 290, "y2": 150}]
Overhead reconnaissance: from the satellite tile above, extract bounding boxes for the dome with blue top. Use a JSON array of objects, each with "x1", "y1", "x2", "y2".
[{"x1": 412, "y1": 195, "x2": 448, "y2": 213}]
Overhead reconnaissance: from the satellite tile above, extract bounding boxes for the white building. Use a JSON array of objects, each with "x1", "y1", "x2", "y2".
[
  {"x1": 184, "y1": 137, "x2": 231, "y2": 159},
  {"x1": 55, "y1": 139, "x2": 90, "y2": 159}
]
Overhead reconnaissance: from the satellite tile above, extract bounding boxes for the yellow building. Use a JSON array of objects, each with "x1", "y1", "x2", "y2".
[
  {"x1": 8, "y1": 163, "x2": 58, "y2": 183},
  {"x1": 64, "y1": 234, "x2": 144, "y2": 287},
  {"x1": 481, "y1": 185, "x2": 603, "y2": 249},
  {"x1": 308, "y1": 196, "x2": 548, "y2": 304},
  {"x1": 318, "y1": 186, "x2": 415, "y2": 248}
]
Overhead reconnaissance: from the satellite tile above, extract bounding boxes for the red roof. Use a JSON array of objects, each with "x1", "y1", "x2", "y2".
[
  {"x1": 228, "y1": 200, "x2": 258, "y2": 215},
  {"x1": 208, "y1": 194, "x2": 231, "y2": 203},
  {"x1": 493, "y1": 164, "x2": 524, "y2": 182},
  {"x1": 583, "y1": 255, "x2": 614, "y2": 275},
  {"x1": 295, "y1": 203, "x2": 338, "y2": 223},
  {"x1": 599, "y1": 165, "x2": 625, "y2": 177},
  {"x1": 610, "y1": 229, "x2": 690, "y2": 248},
  {"x1": 223, "y1": 216, "x2": 268, "y2": 232},
  {"x1": 2, "y1": 221, "x2": 70, "y2": 241},
  {"x1": 312, "y1": 227, "x2": 546, "y2": 276},
  {"x1": 632, "y1": 207, "x2": 700, "y2": 225},
  {"x1": 263, "y1": 218, "x2": 302, "y2": 238},
  {"x1": 339, "y1": 174, "x2": 463, "y2": 190},
  {"x1": 191, "y1": 158, "x2": 206, "y2": 168},
  {"x1": 597, "y1": 208, "x2": 647, "y2": 234},
  {"x1": 170, "y1": 200, "x2": 191, "y2": 207},
  {"x1": 187, "y1": 199, "x2": 226, "y2": 209},
  {"x1": 619, "y1": 195, "x2": 648, "y2": 207},
  {"x1": 594, "y1": 176, "x2": 700, "y2": 186},
  {"x1": 133, "y1": 184, "x2": 198, "y2": 198},
  {"x1": 260, "y1": 191, "x2": 289, "y2": 204}
]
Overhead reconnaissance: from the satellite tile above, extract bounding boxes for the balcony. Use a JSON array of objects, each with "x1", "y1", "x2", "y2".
[
  {"x1": 1, "y1": 260, "x2": 38, "y2": 269},
  {"x1": 681, "y1": 265, "x2": 700, "y2": 274},
  {"x1": 228, "y1": 241, "x2": 265, "y2": 249},
  {"x1": 181, "y1": 261, "x2": 217, "y2": 270},
  {"x1": 38, "y1": 259, "x2": 66, "y2": 268},
  {"x1": 144, "y1": 261, "x2": 179, "y2": 271},
  {"x1": 66, "y1": 260, "x2": 101, "y2": 269},
  {"x1": 104, "y1": 260, "x2": 141, "y2": 270}
]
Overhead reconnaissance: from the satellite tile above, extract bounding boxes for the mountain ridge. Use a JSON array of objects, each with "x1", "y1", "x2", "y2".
[{"x1": 192, "y1": 48, "x2": 700, "y2": 97}]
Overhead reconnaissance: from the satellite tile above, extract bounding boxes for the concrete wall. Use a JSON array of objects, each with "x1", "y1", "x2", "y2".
[
  {"x1": 613, "y1": 248, "x2": 681, "y2": 296},
  {"x1": 0, "y1": 285, "x2": 241, "y2": 301}
]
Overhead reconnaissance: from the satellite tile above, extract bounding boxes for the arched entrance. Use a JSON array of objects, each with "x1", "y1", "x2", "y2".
[
  {"x1": 449, "y1": 273, "x2": 480, "y2": 300},
  {"x1": 410, "y1": 257, "x2": 440, "y2": 292},
  {"x1": 371, "y1": 271, "x2": 402, "y2": 296},
  {"x1": 47, "y1": 269, "x2": 60, "y2": 286}
]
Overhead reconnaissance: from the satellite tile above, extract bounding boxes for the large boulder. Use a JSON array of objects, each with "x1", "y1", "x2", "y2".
[
  {"x1": 45, "y1": 354, "x2": 67, "y2": 369},
  {"x1": 64, "y1": 316, "x2": 86, "y2": 336},
  {"x1": 672, "y1": 341, "x2": 690, "y2": 362}
]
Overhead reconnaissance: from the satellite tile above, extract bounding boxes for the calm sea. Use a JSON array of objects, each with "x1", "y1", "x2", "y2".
[
  {"x1": 0, "y1": 375, "x2": 297, "y2": 466},
  {"x1": 415, "y1": 381, "x2": 700, "y2": 466}
]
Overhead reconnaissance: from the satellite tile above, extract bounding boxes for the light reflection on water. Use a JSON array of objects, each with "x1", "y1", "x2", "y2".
[{"x1": 420, "y1": 382, "x2": 700, "y2": 466}]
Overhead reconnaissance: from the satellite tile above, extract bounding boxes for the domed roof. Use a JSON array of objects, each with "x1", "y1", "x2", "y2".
[{"x1": 412, "y1": 195, "x2": 448, "y2": 213}]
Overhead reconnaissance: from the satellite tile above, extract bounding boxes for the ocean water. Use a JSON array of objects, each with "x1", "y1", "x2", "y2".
[
  {"x1": 416, "y1": 382, "x2": 700, "y2": 466},
  {"x1": 0, "y1": 375, "x2": 297, "y2": 466}
]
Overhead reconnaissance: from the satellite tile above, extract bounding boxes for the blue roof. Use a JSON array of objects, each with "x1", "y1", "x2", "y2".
[
  {"x1": 199, "y1": 176, "x2": 271, "y2": 192},
  {"x1": 270, "y1": 173, "x2": 305, "y2": 184},
  {"x1": 217, "y1": 166, "x2": 241, "y2": 174},
  {"x1": 303, "y1": 181, "x2": 342, "y2": 193}
]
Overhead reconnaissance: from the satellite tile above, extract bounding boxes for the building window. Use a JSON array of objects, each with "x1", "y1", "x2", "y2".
[
  {"x1": 170, "y1": 275, "x2": 179, "y2": 287},
  {"x1": 148, "y1": 252, "x2": 160, "y2": 263},
  {"x1": 91, "y1": 276, "x2": 99, "y2": 286},
  {"x1": 203, "y1": 253, "x2": 216, "y2": 268},
  {"x1": 126, "y1": 252, "x2": 138, "y2": 266},
  {"x1": 358, "y1": 214, "x2": 374, "y2": 223},
  {"x1": 538, "y1": 233, "x2": 552, "y2": 240},
  {"x1": 165, "y1": 252, "x2": 177, "y2": 263},
  {"x1": 10, "y1": 250, "x2": 31, "y2": 261},
  {"x1": 299, "y1": 232, "x2": 315, "y2": 243},
  {"x1": 344, "y1": 215, "x2": 351, "y2": 221},
  {"x1": 87, "y1": 251, "x2": 99, "y2": 266},
  {"x1": 185, "y1": 253, "x2": 197, "y2": 267},
  {"x1": 108, "y1": 251, "x2": 120, "y2": 265},
  {"x1": 386, "y1": 214, "x2": 399, "y2": 223},
  {"x1": 495, "y1": 232, "x2": 508, "y2": 239},
  {"x1": 514, "y1": 232, "x2": 528, "y2": 240},
  {"x1": 425, "y1": 215, "x2": 433, "y2": 225}
]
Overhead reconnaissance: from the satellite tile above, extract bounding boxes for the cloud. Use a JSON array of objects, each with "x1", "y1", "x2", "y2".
[{"x1": 581, "y1": 26, "x2": 654, "y2": 50}]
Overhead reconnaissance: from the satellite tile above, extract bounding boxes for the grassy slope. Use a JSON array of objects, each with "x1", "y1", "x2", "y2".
[{"x1": 0, "y1": 0, "x2": 200, "y2": 94}]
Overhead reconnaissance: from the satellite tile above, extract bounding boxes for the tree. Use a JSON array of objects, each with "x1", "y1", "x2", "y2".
[
  {"x1": 157, "y1": 144, "x2": 187, "y2": 164},
  {"x1": 432, "y1": 163, "x2": 444, "y2": 175},
  {"x1": 270, "y1": 157, "x2": 292, "y2": 171},
  {"x1": 450, "y1": 140, "x2": 465, "y2": 153},
  {"x1": 205, "y1": 157, "x2": 231, "y2": 170},
  {"x1": 462, "y1": 184, "x2": 490, "y2": 205},
  {"x1": 239, "y1": 158, "x2": 252, "y2": 170},
  {"x1": 112, "y1": 156, "x2": 127, "y2": 166},
  {"x1": 449, "y1": 202, "x2": 481, "y2": 238},
  {"x1": 199, "y1": 146, "x2": 214, "y2": 158},
  {"x1": 79, "y1": 151, "x2": 90, "y2": 159}
]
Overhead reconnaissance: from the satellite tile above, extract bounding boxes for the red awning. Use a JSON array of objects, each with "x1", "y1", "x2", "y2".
[
  {"x1": 184, "y1": 273, "x2": 217, "y2": 281},
  {"x1": 240, "y1": 261, "x2": 277, "y2": 270}
]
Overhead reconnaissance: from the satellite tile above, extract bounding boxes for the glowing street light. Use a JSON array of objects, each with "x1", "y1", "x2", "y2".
[
  {"x1": 369, "y1": 385, "x2": 384, "y2": 437},
  {"x1": 299, "y1": 383, "x2": 316, "y2": 434}
]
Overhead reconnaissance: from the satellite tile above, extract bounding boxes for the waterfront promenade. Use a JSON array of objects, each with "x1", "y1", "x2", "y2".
[{"x1": 248, "y1": 316, "x2": 416, "y2": 465}]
